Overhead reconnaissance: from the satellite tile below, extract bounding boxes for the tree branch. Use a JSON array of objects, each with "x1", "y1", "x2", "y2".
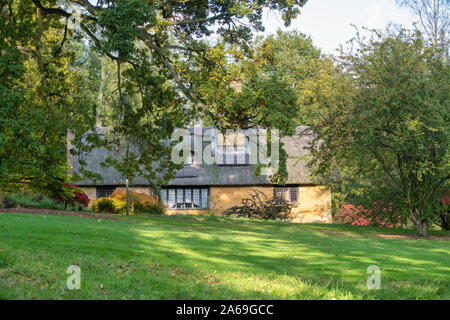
[{"x1": 31, "y1": 0, "x2": 69, "y2": 17}]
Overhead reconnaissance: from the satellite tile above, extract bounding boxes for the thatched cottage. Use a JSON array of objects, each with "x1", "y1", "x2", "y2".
[{"x1": 68, "y1": 126, "x2": 331, "y2": 223}]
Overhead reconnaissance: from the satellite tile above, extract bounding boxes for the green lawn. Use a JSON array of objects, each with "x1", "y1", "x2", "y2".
[{"x1": 0, "y1": 212, "x2": 448, "y2": 300}]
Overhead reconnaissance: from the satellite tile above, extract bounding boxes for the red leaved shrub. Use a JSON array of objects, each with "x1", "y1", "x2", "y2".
[
  {"x1": 334, "y1": 203, "x2": 402, "y2": 228},
  {"x1": 65, "y1": 184, "x2": 90, "y2": 208},
  {"x1": 438, "y1": 194, "x2": 450, "y2": 230},
  {"x1": 441, "y1": 195, "x2": 450, "y2": 206}
]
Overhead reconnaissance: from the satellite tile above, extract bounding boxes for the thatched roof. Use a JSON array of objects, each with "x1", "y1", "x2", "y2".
[{"x1": 69, "y1": 126, "x2": 316, "y2": 186}]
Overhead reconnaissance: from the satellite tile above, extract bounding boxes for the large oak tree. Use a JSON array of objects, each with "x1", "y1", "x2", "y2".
[{"x1": 1, "y1": 0, "x2": 308, "y2": 200}]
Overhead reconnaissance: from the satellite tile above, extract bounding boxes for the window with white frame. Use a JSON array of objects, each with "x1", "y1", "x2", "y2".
[
  {"x1": 168, "y1": 189, "x2": 176, "y2": 208},
  {"x1": 161, "y1": 187, "x2": 209, "y2": 209},
  {"x1": 193, "y1": 188, "x2": 200, "y2": 208}
]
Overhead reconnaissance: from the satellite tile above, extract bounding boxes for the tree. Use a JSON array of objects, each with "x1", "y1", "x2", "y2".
[
  {"x1": 2, "y1": 0, "x2": 309, "y2": 198},
  {"x1": 0, "y1": 0, "x2": 96, "y2": 197},
  {"x1": 396, "y1": 0, "x2": 449, "y2": 49},
  {"x1": 307, "y1": 28, "x2": 449, "y2": 236}
]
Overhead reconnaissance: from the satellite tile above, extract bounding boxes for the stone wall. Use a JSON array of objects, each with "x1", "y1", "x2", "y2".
[
  {"x1": 166, "y1": 209, "x2": 211, "y2": 215},
  {"x1": 79, "y1": 187, "x2": 96, "y2": 207},
  {"x1": 209, "y1": 185, "x2": 332, "y2": 224},
  {"x1": 291, "y1": 186, "x2": 332, "y2": 223},
  {"x1": 209, "y1": 186, "x2": 274, "y2": 214}
]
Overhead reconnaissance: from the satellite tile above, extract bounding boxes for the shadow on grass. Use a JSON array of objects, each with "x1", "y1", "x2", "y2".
[
  {"x1": 0, "y1": 212, "x2": 448, "y2": 299},
  {"x1": 127, "y1": 215, "x2": 449, "y2": 299}
]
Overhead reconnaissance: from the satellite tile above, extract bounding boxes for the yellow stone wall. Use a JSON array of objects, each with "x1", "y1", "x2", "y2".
[
  {"x1": 166, "y1": 209, "x2": 211, "y2": 216},
  {"x1": 209, "y1": 186, "x2": 274, "y2": 214},
  {"x1": 79, "y1": 187, "x2": 96, "y2": 207},
  {"x1": 291, "y1": 186, "x2": 332, "y2": 223},
  {"x1": 209, "y1": 185, "x2": 332, "y2": 223}
]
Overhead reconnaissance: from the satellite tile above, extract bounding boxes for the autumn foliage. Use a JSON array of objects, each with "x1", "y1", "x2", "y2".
[
  {"x1": 93, "y1": 189, "x2": 165, "y2": 215},
  {"x1": 64, "y1": 184, "x2": 90, "y2": 208},
  {"x1": 334, "y1": 204, "x2": 402, "y2": 228}
]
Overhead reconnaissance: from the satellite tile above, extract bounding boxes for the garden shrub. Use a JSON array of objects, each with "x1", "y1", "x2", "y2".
[
  {"x1": 334, "y1": 204, "x2": 402, "y2": 228},
  {"x1": 0, "y1": 192, "x2": 16, "y2": 208},
  {"x1": 132, "y1": 191, "x2": 165, "y2": 215},
  {"x1": 109, "y1": 189, "x2": 164, "y2": 215},
  {"x1": 92, "y1": 190, "x2": 165, "y2": 215},
  {"x1": 92, "y1": 198, "x2": 115, "y2": 213},
  {"x1": 64, "y1": 184, "x2": 90, "y2": 208},
  {"x1": 32, "y1": 192, "x2": 45, "y2": 202},
  {"x1": 436, "y1": 195, "x2": 449, "y2": 231},
  {"x1": 1, "y1": 189, "x2": 89, "y2": 211},
  {"x1": 142, "y1": 201, "x2": 165, "y2": 215},
  {"x1": 223, "y1": 190, "x2": 294, "y2": 221},
  {"x1": 7, "y1": 190, "x2": 64, "y2": 210}
]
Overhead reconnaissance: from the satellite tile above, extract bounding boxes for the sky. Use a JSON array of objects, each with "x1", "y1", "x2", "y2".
[{"x1": 260, "y1": 0, "x2": 414, "y2": 54}]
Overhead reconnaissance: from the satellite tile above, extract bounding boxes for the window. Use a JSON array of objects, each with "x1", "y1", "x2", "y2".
[
  {"x1": 97, "y1": 186, "x2": 116, "y2": 199},
  {"x1": 290, "y1": 188, "x2": 298, "y2": 203},
  {"x1": 168, "y1": 189, "x2": 176, "y2": 208},
  {"x1": 274, "y1": 188, "x2": 286, "y2": 201},
  {"x1": 176, "y1": 189, "x2": 184, "y2": 208},
  {"x1": 274, "y1": 187, "x2": 299, "y2": 203},
  {"x1": 160, "y1": 189, "x2": 167, "y2": 202},
  {"x1": 201, "y1": 189, "x2": 208, "y2": 208},
  {"x1": 215, "y1": 131, "x2": 250, "y2": 166},
  {"x1": 161, "y1": 187, "x2": 209, "y2": 209},
  {"x1": 193, "y1": 189, "x2": 200, "y2": 208},
  {"x1": 185, "y1": 189, "x2": 192, "y2": 208}
]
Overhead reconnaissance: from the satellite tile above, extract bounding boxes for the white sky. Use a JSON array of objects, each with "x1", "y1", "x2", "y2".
[{"x1": 260, "y1": 0, "x2": 414, "y2": 54}]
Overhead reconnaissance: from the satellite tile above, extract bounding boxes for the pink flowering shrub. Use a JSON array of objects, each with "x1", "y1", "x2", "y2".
[{"x1": 334, "y1": 203, "x2": 402, "y2": 228}]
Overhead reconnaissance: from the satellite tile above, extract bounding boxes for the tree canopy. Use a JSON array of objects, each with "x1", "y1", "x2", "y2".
[
  {"x1": 1, "y1": 0, "x2": 309, "y2": 196},
  {"x1": 305, "y1": 28, "x2": 449, "y2": 236}
]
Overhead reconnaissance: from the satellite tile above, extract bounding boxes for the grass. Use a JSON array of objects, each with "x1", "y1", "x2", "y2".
[{"x1": 0, "y1": 212, "x2": 448, "y2": 300}]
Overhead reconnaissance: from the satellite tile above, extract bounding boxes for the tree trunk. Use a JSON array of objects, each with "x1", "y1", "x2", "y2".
[
  {"x1": 125, "y1": 177, "x2": 130, "y2": 216},
  {"x1": 96, "y1": 62, "x2": 105, "y2": 126},
  {"x1": 416, "y1": 220, "x2": 428, "y2": 237}
]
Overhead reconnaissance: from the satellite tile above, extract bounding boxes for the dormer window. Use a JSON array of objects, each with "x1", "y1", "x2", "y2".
[{"x1": 215, "y1": 131, "x2": 250, "y2": 166}]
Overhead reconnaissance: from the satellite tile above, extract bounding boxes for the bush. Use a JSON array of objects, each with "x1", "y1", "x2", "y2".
[
  {"x1": 35, "y1": 196, "x2": 59, "y2": 209},
  {"x1": 7, "y1": 190, "x2": 65, "y2": 210},
  {"x1": 436, "y1": 195, "x2": 449, "y2": 231},
  {"x1": 92, "y1": 190, "x2": 165, "y2": 215},
  {"x1": 0, "y1": 192, "x2": 17, "y2": 209},
  {"x1": 132, "y1": 191, "x2": 165, "y2": 215},
  {"x1": 334, "y1": 204, "x2": 402, "y2": 228},
  {"x1": 223, "y1": 190, "x2": 294, "y2": 221},
  {"x1": 64, "y1": 184, "x2": 90, "y2": 208},
  {"x1": 109, "y1": 189, "x2": 164, "y2": 215},
  {"x1": 92, "y1": 198, "x2": 115, "y2": 213},
  {"x1": 140, "y1": 201, "x2": 165, "y2": 215}
]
